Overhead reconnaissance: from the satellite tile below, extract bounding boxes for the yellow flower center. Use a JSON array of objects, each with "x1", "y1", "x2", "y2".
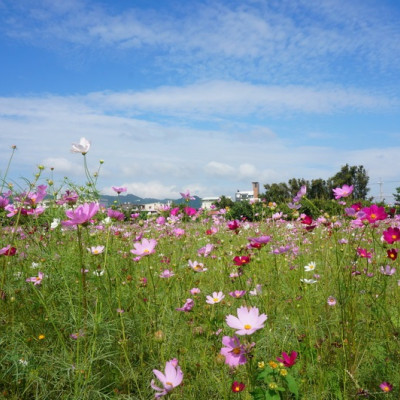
[
  {"x1": 244, "y1": 324, "x2": 251, "y2": 330},
  {"x1": 93, "y1": 250, "x2": 99, "y2": 254},
  {"x1": 213, "y1": 298, "x2": 219, "y2": 302},
  {"x1": 392, "y1": 235, "x2": 397, "y2": 239},
  {"x1": 166, "y1": 381, "x2": 173, "y2": 387},
  {"x1": 370, "y1": 213, "x2": 376, "y2": 219},
  {"x1": 144, "y1": 249, "x2": 149, "y2": 253}
]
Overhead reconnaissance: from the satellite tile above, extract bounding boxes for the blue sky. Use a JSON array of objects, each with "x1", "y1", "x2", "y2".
[{"x1": 1, "y1": 0, "x2": 400, "y2": 201}]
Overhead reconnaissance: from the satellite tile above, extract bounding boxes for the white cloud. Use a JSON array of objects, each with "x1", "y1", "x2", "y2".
[{"x1": 204, "y1": 161, "x2": 236, "y2": 177}]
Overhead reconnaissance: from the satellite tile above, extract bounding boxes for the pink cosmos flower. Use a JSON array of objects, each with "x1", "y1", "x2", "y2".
[
  {"x1": 180, "y1": 190, "x2": 195, "y2": 201},
  {"x1": 327, "y1": 296, "x2": 337, "y2": 306},
  {"x1": 293, "y1": 185, "x2": 306, "y2": 203},
  {"x1": 26, "y1": 271, "x2": 44, "y2": 285},
  {"x1": 226, "y1": 306, "x2": 267, "y2": 335},
  {"x1": 362, "y1": 204, "x2": 387, "y2": 223},
  {"x1": 229, "y1": 290, "x2": 247, "y2": 299},
  {"x1": 382, "y1": 227, "x2": 400, "y2": 244},
  {"x1": 176, "y1": 298, "x2": 194, "y2": 312},
  {"x1": 156, "y1": 216, "x2": 166, "y2": 226},
  {"x1": 173, "y1": 228, "x2": 185, "y2": 237},
  {"x1": 62, "y1": 202, "x2": 99, "y2": 226},
  {"x1": 112, "y1": 186, "x2": 127, "y2": 194},
  {"x1": 87, "y1": 246, "x2": 105, "y2": 255},
  {"x1": 107, "y1": 208, "x2": 125, "y2": 221},
  {"x1": 188, "y1": 260, "x2": 207, "y2": 272},
  {"x1": 151, "y1": 359, "x2": 183, "y2": 398},
  {"x1": 130, "y1": 238, "x2": 157, "y2": 257},
  {"x1": 332, "y1": 184, "x2": 353, "y2": 200},
  {"x1": 197, "y1": 243, "x2": 214, "y2": 257},
  {"x1": 159, "y1": 269, "x2": 175, "y2": 278},
  {"x1": 220, "y1": 336, "x2": 249, "y2": 367},
  {"x1": 206, "y1": 291, "x2": 225, "y2": 304},
  {"x1": 190, "y1": 288, "x2": 201, "y2": 295},
  {"x1": 380, "y1": 265, "x2": 396, "y2": 276},
  {"x1": 276, "y1": 351, "x2": 298, "y2": 367},
  {"x1": 379, "y1": 382, "x2": 393, "y2": 392}
]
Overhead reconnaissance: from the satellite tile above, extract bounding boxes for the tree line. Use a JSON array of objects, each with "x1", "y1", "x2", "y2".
[{"x1": 262, "y1": 164, "x2": 370, "y2": 202}]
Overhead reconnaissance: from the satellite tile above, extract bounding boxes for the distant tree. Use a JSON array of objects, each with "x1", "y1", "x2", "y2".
[
  {"x1": 262, "y1": 182, "x2": 291, "y2": 203},
  {"x1": 309, "y1": 178, "x2": 329, "y2": 199},
  {"x1": 394, "y1": 187, "x2": 400, "y2": 204},
  {"x1": 215, "y1": 195, "x2": 234, "y2": 209},
  {"x1": 328, "y1": 164, "x2": 370, "y2": 200}
]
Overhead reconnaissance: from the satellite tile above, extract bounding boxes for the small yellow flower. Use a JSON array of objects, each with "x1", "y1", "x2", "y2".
[
  {"x1": 38, "y1": 334, "x2": 45, "y2": 340},
  {"x1": 268, "y1": 361, "x2": 278, "y2": 369},
  {"x1": 268, "y1": 382, "x2": 278, "y2": 390},
  {"x1": 279, "y1": 369, "x2": 288, "y2": 376},
  {"x1": 258, "y1": 361, "x2": 265, "y2": 369}
]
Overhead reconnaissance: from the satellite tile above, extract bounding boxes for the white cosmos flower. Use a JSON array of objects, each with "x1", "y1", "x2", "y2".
[
  {"x1": 304, "y1": 262, "x2": 316, "y2": 272},
  {"x1": 301, "y1": 278, "x2": 317, "y2": 284},
  {"x1": 71, "y1": 137, "x2": 91, "y2": 154}
]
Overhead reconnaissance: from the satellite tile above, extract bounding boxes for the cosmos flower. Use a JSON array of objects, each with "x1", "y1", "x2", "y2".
[
  {"x1": 226, "y1": 306, "x2": 267, "y2": 335},
  {"x1": 220, "y1": 336, "x2": 248, "y2": 367},
  {"x1": 276, "y1": 351, "x2": 298, "y2": 367},
  {"x1": 300, "y1": 278, "x2": 317, "y2": 284},
  {"x1": 231, "y1": 381, "x2": 245, "y2": 393},
  {"x1": 380, "y1": 265, "x2": 396, "y2": 276},
  {"x1": 382, "y1": 227, "x2": 400, "y2": 244},
  {"x1": 180, "y1": 190, "x2": 195, "y2": 201},
  {"x1": 130, "y1": 238, "x2": 157, "y2": 257},
  {"x1": 304, "y1": 262, "x2": 316, "y2": 272},
  {"x1": 112, "y1": 186, "x2": 127, "y2": 194},
  {"x1": 188, "y1": 260, "x2": 208, "y2": 272},
  {"x1": 206, "y1": 291, "x2": 225, "y2": 304},
  {"x1": 71, "y1": 137, "x2": 90, "y2": 154},
  {"x1": 332, "y1": 184, "x2": 354, "y2": 199},
  {"x1": 387, "y1": 248, "x2": 398, "y2": 261},
  {"x1": 26, "y1": 271, "x2": 44, "y2": 285},
  {"x1": 327, "y1": 296, "x2": 337, "y2": 306},
  {"x1": 233, "y1": 256, "x2": 250, "y2": 266},
  {"x1": 362, "y1": 205, "x2": 387, "y2": 224},
  {"x1": 151, "y1": 359, "x2": 183, "y2": 398},
  {"x1": 159, "y1": 269, "x2": 175, "y2": 278},
  {"x1": 229, "y1": 290, "x2": 247, "y2": 299},
  {"x1": 176, "y1": 299, "x2": 194, "y2": 312},
  {"x1": 87, "y1": 246, "x2": 105, "y2": 255},
  {"x1": 357, "y1": 248, "x2": 372, "y2": 259},
  {"x1": 379, "y1": 382, "x2": 393, "y2": 392},
  {"x1": 62, "y1": 202, "x2": 99, "y2": 227}
]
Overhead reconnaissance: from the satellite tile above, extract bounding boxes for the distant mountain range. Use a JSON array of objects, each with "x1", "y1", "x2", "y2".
[{"x1": 100, "y1": 194, "x2": 203, "y2": 208}]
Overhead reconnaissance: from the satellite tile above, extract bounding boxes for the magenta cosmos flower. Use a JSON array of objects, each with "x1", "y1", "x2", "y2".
[
  {"x1": 379, "y1": 382, "x2": 393, "y2": 392},
  {"x1": 226, "y1": 306, "x2": 267, "y2": 335},
  {"x1": 130, "y1": 238, "x2": 157, "y2": 257},
  {"x1": 220, "y1": 336, "x2": 249, "y2": 367},
  {"x1": 332, "y1": 184, "x2": 353, "y2": 200},
  {"x1": 62, "y1": 202, "x2": 99, "y2": 226},
  {"x1": 151, "y1": 358, "x2": 183, "y2": 398},
  {"x1": 362, "y1": 204, "x2": 387, "y2": 223},
  {"x1": 383, "y1": 227, "x2": 400, "y2": 244},
  {"x1": 276, "y1": 351, "x2": 298, "y2": 367}
]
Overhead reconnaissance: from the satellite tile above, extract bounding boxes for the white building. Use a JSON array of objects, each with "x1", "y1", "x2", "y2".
[{"x1": 235, "y1": 182, "x2": 260, "y2": 202}]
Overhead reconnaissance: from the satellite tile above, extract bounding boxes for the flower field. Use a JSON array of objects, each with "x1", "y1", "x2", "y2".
[{"x1": 1, "y1": 144, "x2": 400, "y2": 399}]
